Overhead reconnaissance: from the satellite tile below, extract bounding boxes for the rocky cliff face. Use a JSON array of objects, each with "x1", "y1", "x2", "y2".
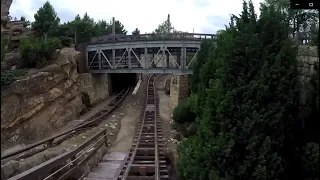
[
  {"x1": 1, "y1": 0, "x2": 12, "y2": 32},
  {"x1": 1, "y1": 48, "x2": 110, "y2": 150}
]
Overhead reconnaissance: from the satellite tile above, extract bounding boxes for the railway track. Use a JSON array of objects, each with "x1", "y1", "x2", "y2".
[
  {"x1": 55, "y1": 88, "x2": 131, "y2": 143},
  {"x1": 116, "y1": 74, "x2": 169, "y2": 180},
  {"x1": 1, "y1": 88, "x2": 130, "y2": 165}
]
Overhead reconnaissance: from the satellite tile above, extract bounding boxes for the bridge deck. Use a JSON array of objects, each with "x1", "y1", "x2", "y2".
[{"x1": 83, "y1": 33, "x2": 215, "y2": 74}]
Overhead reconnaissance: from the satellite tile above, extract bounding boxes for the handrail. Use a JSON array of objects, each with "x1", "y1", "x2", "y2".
[
  {"x1": 7, "y1": 128, "x2": 108, "y2": 180},
  {"x1": 43, "y1": 129, "x2": 108, "y2": 180},
  {"x1": 88, "y1": 33, "x2": 216, "y2": 45},
  {"x1": 1, "y1": 88, "x2": 129, "y2": 161}
]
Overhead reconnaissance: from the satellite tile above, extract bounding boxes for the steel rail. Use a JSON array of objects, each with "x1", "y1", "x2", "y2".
[
  {"x1": 6, "y1": 128, "x2": 108, "y2": 180},
  {"x1": 117, "y1": 74, "x2": 168, "y2": 180},
  {"x1": 1, "y1": 88, "x2": 130, "y2": 163}
]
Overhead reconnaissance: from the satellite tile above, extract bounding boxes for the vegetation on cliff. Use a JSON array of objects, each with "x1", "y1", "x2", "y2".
[
  {"x1": 20, "y1": 37, "x2": 62, "y2": 68},
  {"x1": 175, "y1": 1, "x2": 319, "y2": 179}
]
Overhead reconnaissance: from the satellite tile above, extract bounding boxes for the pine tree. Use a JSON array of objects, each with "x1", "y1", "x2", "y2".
[
  {"x1": 132, "y1": 28, "x2": 140, "y2": 35},
  {"x1": 105, "y1": 20, "x2": 127, "y2": 35},
  {"x1": 178, "y1": 1, "x2": 301, "y2": 179},
  {"x1": 32, "y1": 1, "x2": 60, "y2": 39}
]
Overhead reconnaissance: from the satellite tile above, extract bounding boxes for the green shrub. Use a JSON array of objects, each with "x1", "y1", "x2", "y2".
[
  {"x1": 20, "y1": 37, "x2": 62, "y2": 68},
  {"x1": 172, "y1": 121, "x2": 197, "y2": 138},
  {"x1": 173, "y1": 98, "x2": 196, "y2": 124},
  {"x1": 59, "y1": 36, "x2": 73, "y2": 47},
  {"x1": 1, "y1": 69, "x2": 27, "y2": 86}
]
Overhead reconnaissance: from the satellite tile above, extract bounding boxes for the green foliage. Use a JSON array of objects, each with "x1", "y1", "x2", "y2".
[
  {"x1": 72, "y1": 13, "x2": 99, "y2": 43},
  {"x1": 20, "y1": 38, "x2": 61, "y2": 68},
  {"x1": 178, "y1": 1, "x2": 309, "y2": 179},
  {"x1": 32, "y1": 1, "x2": 60, "y2": 39},
  {"x1": 173, "y1": 98, "x2": 196, "y2": 124},
  {"x1": 190, "y1": 39, "x2": 215, "y2": 93},
  {"x1": 1, "y1": 69, "x2": 27, "y2": 86},
  {"x1": 53, "y1": 14, "x2": 127, "y2": 43},
  {"x1": 173, "y1": 121, "x2": 197, "y2": 138},
  {"x1": 153, "y1": 15, "x2": 174, "y2": 34},
  {"x1": 265, "y1": 0, "x2": 319, "y2": 44},
  {"x1": 300, "y1": 142, "x2": 319, "y2": 178},
  {"x1": 105, "y1": 20, "x2": 127, "y2": 35},
  {"x1": 20, "y1": 16, "x2": 31, "y2": 28},
  {"x1": 132, "y1": 28, "x2": 140, "y2": 35},
  {"x1": 59, "y1": 36, "x2": 73, "y2": 47}
]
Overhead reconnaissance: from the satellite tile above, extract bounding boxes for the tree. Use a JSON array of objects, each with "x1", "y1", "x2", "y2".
[
  {"x1": 153, "y1": 14, "x2": 176, "y2": 34},
  {"x1": 72, "y1": 13, "x2": 99, "y2": 43},
  {"x1": 132, "y1": 28, "x2": 140, "y2": 35},
  {"x1": 265, "y1": 0, "x2": 319, "y2": 44},
  {"x1": 178, "y1": 1, "x2": 303, "y2": 179},
  {"x1": 105, "y1": 20, "x2": 127, "y2": 35},
  {"x1": 154, "y1": 19, "x2": 174, "y2": 34},
  {"x1": 32, "y1": 1, "x2": 60, "y2": 39},
  {"x1": 20, "y1": 16, "x2": 31, "y2": 28},
  {"x1": 52, "y1": 13, "x2": 122, "y2": 43},
  {"x1": 94, "y1": 20, "x2": 108, "y2": 35}
]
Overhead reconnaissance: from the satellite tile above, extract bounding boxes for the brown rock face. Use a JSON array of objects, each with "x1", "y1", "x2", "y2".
[
  {"x1": 1, "y1": 48, "x2": 110, "y2": 150},
  {"x1": 1, "y1": 0, "x2": 12, "y2": 23}
]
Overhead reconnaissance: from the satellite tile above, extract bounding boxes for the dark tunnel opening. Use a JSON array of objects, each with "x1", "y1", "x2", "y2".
[{"x1": 110, "y1": 73, "x2": 138, "y2": 93}]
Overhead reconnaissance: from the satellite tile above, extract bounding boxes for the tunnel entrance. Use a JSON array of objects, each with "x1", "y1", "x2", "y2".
[{"x1": 109, "y1": 73, "x2": 138, "y2": 93}]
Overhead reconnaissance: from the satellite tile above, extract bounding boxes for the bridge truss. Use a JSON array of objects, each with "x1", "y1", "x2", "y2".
[{"x1": 84, "y1": 33, "x2": 215, "y2": 74}]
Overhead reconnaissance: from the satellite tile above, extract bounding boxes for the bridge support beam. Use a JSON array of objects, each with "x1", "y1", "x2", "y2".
[
  {"x1": 98, "y1": 48, "x2": 101, "y2": 69},
  {"x1": 127, "y1": 47, "x2": 131, "y2": 69},
  {"x1": 162, "y1": 46, "x2": 166, "y2": 69},
  {"x1": 84, "y1": 37, "x2": 206, "y2": 73},
  {"x1": 180, "y1": 47, "x2": 187, "y2": 70},
  {"x1": 112, "y1": 48, "x2": 116, "y2": 69}
]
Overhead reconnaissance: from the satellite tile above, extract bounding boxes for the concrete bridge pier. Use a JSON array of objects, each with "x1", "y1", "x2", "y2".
[{"x1": 169, "y1": 74, "x2": 190, "y2": 110}]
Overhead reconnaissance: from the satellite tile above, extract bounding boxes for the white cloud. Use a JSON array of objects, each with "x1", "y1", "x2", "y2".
[{"x1": 9, "y1": 0, "x2": 263, "y2": 34}]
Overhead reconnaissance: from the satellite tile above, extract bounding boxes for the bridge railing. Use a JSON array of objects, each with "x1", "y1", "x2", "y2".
[{"x1": 89, "y1": 33, "x2": 216, "y2": 45}]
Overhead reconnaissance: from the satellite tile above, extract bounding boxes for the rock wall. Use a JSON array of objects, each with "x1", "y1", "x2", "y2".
[
  {"x1": 297, "y1": 45, "x2": 319, "y2": 81},
  {"x1": 297, "y1": 45, "x2": 319, "y2": 104},
  {"x1": 1, "y1": 48, "x2": 110, "y2": 151},
  {"x1": 1, "y1": 0, "x2": 12, "y2": 24},
  {"x1": 169, "y1": 74, "x2": 189, "y2": 110}
]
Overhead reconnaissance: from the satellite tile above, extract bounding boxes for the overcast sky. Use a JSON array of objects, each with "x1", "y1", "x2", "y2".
[{"x1": 9, "y1": 0, "x2": 263, "y2": 34}]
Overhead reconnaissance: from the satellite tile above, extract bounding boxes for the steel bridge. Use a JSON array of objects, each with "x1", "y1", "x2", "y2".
[{"x1": 84, "y1": 33, "x2": 216, "y2": 74}]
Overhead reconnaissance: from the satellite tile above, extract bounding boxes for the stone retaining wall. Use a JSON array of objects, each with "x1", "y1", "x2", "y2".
[
  {"x1": 297, "y1": 45, "x2": 319, "y2": 82},
  {"x1": 169, "y1": 74, "x2": 189, "y2": 110}
]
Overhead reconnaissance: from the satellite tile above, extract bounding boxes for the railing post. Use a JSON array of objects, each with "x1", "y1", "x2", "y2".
[
  {"x1": 98, "y1": 48, "x2": 102, "y2": 70},
  {"x1": 128, "y1": 47, "x2": 131, "y2": 69},
  {"x1": 112, "y1": 48, "x2": 116, "y2": 69},
  {"x1": 47, "y1": 139, "x2": 54, "y2": 148},
  {"x1": 162, "y1": 46, "x2": 166, "y2": 69},
  {"x1": 144, "y1": 47, "x2": 148, "y2": 69}
]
